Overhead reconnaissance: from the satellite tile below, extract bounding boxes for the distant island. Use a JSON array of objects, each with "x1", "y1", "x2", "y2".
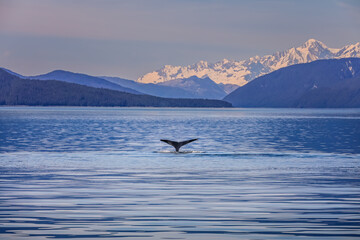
[{"x1": 0, "y1": 69, "x2": 232, "y2": 108}]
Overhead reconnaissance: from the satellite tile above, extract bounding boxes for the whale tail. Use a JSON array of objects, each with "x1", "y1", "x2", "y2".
[{"x1": 160, "y1": 139, "x2": 198, "y2": 152}]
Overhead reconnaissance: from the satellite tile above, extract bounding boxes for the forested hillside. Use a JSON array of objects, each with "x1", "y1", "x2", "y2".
[{"x1": 0, "y1": 69, "x2": 232, "y2": 107}]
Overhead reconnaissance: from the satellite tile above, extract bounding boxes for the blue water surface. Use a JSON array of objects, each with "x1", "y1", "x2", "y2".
[{"x1": 0, "y1": 107, "x2": 359, "y2": 239}]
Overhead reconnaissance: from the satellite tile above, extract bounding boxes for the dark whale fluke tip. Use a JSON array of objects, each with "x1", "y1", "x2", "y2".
[{"x1": 161, "y1": 139, "x2": 198, "y2": 152}]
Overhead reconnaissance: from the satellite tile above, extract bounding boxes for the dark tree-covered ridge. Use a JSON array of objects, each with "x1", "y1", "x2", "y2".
[{"x1": 0, "y1": 69, "x2": 232, "y2": 107}]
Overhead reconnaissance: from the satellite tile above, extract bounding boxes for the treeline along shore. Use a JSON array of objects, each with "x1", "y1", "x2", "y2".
[{"x1": 0, "y1": 69, "x2": 232, "y2": 108}]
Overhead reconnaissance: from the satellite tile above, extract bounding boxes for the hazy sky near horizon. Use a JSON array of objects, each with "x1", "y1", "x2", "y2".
[{"x1": 0, "y1": 0, "x2": 359, "y2": 79}]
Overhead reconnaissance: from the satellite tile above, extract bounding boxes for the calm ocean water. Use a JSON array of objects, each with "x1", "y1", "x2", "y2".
[{"x1": 0, "y1": 107, "x2": 359, "y2": 239}]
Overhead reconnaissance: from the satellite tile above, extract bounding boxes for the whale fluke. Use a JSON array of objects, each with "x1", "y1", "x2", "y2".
[{"x1": 160, "y1": 139, "x2": 198, "y2": 152}]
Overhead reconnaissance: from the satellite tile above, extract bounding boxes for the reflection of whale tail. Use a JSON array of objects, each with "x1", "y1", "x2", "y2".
[{"x1": 160, "y1": 139, "x2": 198, "y2": 152}]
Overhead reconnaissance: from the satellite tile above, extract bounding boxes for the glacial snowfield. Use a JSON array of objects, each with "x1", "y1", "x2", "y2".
[{"x1": 138, "y1": 39, "x2": 360, "y2": 86}]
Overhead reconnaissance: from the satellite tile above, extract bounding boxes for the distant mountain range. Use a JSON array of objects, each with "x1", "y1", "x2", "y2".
[
  {"x1": 100, "y1": 76, "x2": 226, "y2": 99},
  {"x1": 2, "y1": 58, "x2": 360, "y2": 108},
  {"x1": 2, "y1": 40, "x2": 360, "y2": 108},
  {"x1": 158, "y1": 76, "x2": 227, "y2": 99},
  {"x1": 30, "y1": 70, "x2": 141, "y2": 94},
  {"x1": 224, "y1": 58, "x2": 360, "y2": 108},
  {"x1": 3, "y1": 38, "x2": 360, "y2": 101},
  {"x1": 138, "y1": 39, "x2": 360, "y2": 86},
  {"x1": 0, "y1": 69, "x2": 231, "y2": 107},
  {"x1": 1, "y1": 68, "x2": 229, "y2": 100}
]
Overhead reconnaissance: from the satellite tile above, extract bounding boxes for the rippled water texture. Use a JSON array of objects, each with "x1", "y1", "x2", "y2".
[{"x1": 1, "y1": 107, "x2": 360, "y2": 239}]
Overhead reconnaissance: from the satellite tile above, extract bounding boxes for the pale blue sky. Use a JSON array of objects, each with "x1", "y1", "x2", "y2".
[{"x1": 0, "y1": 0, "x2": 359, "y2": 79}]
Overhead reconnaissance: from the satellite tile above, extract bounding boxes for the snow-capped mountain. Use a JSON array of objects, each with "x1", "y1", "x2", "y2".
[
  {"x1": 224, "y1": 58, "x2": 360, "y2": 107},
  {"x1": 137, "y1": 39, "x2": 360, "y2": 86},
  {"x1": 158, "y1": 76, "x2": 227, "y2": 99}
]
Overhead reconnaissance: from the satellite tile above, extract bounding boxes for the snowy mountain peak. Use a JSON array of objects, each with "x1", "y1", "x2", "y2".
[
  {"x1": 194, "y1": 60, "x2": 209, "y2": 69},
  {"x1": 299, "y1": 39, "x2": 329, "y2": 54},
  {"x1": 336, "y1": 43, "x2": 360, "y2": 58},
  {"x1": 137, "y1": 39, "x2": 360, "y2": 86},
  {"x1": 301, "y1": 38, "x2": 326, "y2": 48},
  {"x1": 221, "y1": 58, "x2": 231, "y2": 64}
]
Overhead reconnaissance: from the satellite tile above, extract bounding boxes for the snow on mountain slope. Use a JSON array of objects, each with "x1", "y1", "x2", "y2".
[
  {"x1": 158, "y1": 76, "x2": 227, "y2": 99},
  {"x1": 137, "y1": 39, "x2": 360, "y2": 86}
]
